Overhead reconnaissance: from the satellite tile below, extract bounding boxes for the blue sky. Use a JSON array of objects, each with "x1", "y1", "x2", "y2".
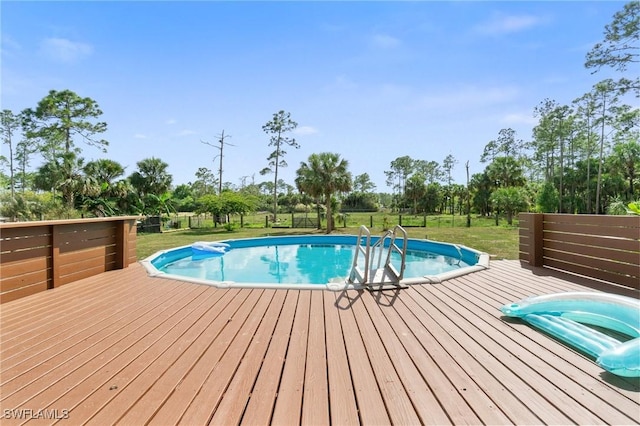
[{"x1": 1, "y1": 1, "x2": 629, "y2": 192}]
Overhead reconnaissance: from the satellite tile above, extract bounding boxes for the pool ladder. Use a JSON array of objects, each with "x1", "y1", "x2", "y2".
[{"x1": 348, "y1": 225, "x2": 408, "y2": 290}]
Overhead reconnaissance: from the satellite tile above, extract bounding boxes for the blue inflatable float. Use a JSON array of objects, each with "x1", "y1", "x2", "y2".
[
  {"x1": 500, "y1": 292, "x2": 640, "y2": 378},
  {"x1": 191, "y1": 241, "x2": 230, "y2": 259}
]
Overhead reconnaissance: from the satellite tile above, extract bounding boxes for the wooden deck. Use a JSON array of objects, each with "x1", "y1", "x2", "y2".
[{"x1": 1, "y1": 260, "x2": 638, "y2": 425}]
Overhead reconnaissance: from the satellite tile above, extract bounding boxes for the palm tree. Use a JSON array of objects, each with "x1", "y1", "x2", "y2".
[
  {"x1": 404, "y1": 173, "x2": 426, "y2": 214},
  {"x1": 34, "y1": 152, "x2": 98, "y2": 210},
  {"x1": 486, "y1": 156, "x2": 526, "y2": 188},
  {"x1": 610, "y1": 139, "x2": 640, "y2": 201},
  {"x1": 84, "y1": 158, "x2": 125, "y2": 184},
  {"x1": 491, "y1": 187, "x2": 529, "y2": 225},
  {"x1": 295, "y1": 153, "x2": 352, "y2": 233},
  {"x1": 79, "y1": 159, "x2": 130, "y2": 216},
  {"x1": 128, "y1": 157, "x2": 173, "y2": 199}
]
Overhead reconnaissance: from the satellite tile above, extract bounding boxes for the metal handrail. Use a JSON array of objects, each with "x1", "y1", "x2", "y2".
[
  {"x1": 348, "y1": 225, "x2": 371, "y2": 283},
  {"x1": 386, "y1": 225, "x2": 408, "y2": 281},
  {"x1": 348, "y1": 225, "x2": 408, "y2": 285}
]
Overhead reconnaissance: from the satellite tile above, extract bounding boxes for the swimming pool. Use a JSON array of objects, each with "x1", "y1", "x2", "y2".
[{"x1": 141, "y1": 235, "x2": 489, "y2": 290}]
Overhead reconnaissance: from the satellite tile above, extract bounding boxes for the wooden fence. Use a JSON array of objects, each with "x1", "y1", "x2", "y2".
[
  {"x1": 0, "y1": 217, "x2": 138, "y2": 304},
  {"x1": 519, "y1": 213, "x2": 640, "y2": 290}
]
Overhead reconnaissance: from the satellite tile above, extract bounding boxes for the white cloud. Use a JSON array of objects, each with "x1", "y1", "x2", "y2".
[
  {"x1": 541, "y1": 75, "x2": 570, "y2": 85},
  {"x1": 39, "y1": 37, "x2": 92, "y2": 62},
  {"x1": 1, "y1": 35, "x2": 22, "y2": 56},
  {"x1": 166, "y1": 118, "x2": 177, "y2": 125},
  {"x1": 324, "y1": 75, "x2": 358, "y2": 92},
  {"x1": 319, "y1": 22, "x2": 347, "y2": 34},
  {"x1": 501, "y1": 112, "x2": 537, "y2": 126},
  {"x1": 371, "y1": 34, "x2": 401, "y2": 49},
  {"x1": 415, "y1": 85, "x2": 520, "y2": 110},
  {"x1": 177, "y1": 129, "x2": 197, "y2": 136},
  {"x1": 134, "y1": 133, "x2": 148, "y2": 139},
  {"x1": 294, "y1": 126, "x2": 318, "y2": 136},
  {"x1": 474, "y1": 14, "x2": 544, "y2": 35}
]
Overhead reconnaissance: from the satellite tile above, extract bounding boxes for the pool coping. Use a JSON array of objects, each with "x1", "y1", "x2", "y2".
[{"x1": 140, "y1": 235, "x2": 491, "y2": 291}]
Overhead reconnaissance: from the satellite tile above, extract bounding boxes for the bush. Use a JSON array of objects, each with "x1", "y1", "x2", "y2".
[{"x1": 294, "y1": 203, "x2": 311, "y2": 213}]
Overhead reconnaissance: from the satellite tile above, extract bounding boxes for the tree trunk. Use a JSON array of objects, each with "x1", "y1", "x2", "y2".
[
  {"x1": 325, "y1": 199, "x2": 333, "y2": 233},
  {"x1": 595, "y1": 97, "x2": 606, "y2": 214},
  {"x1": 272, "y1": 172, "x2": 278, "y2": 222}
]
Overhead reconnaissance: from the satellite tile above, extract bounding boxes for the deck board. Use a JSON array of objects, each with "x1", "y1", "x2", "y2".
[
  {"x1": 147, "y1": 289, "x2": 265, "y2": 425},
  {"x1": 12, "y1": 284, "x2": 207, "y2": 421},
  {"x1": 109, "y1": 289, "x2": 245, "y2": 425},
  {"x1": 367, "y1": 290, "x2": 483, "y2": 425},
  {"x1": 323, "y1": 290, "x2": 359, "y2": 426},
  {"x1": 1, "y1": 260, "x2": 638, "y2": 425},
  {"x1": 301, "y1": 290, "x2": 330, "y2": 426},
  {"x1": 239, "y1": 290, "x2": 298, "y2": 426},
  {"x1": 270, "y1": 290, "x2": 310, "y2": 425},
  {"x1": 378, "y1": 290, "x2": 512, "y2": 425},
  {"x1": 0, "y1": 280, "x2": 180, "y2": 371},
  {"x1": 178, "y1": 289, "x2": 278, "y2": 425},
  {"x1": 349, "y1": 290, "x2": 423, "y2": 425},
  {"x1": 455, "y1": 274, "x2": 640, "y2": 410},
  {"x1": 358, "y1": 289, "x2": 451, "y2": 425},
  {"x1": 1, "y1": 282, "x2": 202, "y2": 406},
  {"x1": 422, "y1": 285, "x2": 606, "y2": 424},
  {"x1": 335, "y1": 291, "x2": 391, "y2": 425},
  {"x1": 207, "y1": 289, "x2": 286, "y2": 426},
  {"x1": 83, "y1": 287, "x2": 232, "y2": 425}
]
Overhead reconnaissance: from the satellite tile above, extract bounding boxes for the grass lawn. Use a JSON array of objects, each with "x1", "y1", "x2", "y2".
[{"x1": 136, "y1": 214, "x2": 520, "y2": 260}]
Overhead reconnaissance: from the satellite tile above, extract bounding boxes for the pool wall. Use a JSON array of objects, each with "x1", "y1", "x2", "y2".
[{"x1": 141, "y1": 235, "x2": 490, "y2": 290}]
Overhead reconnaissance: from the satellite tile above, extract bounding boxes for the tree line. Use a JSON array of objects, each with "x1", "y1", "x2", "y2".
[{"x1": 1, "y1": 2, "x2": 638, "y2": 228}]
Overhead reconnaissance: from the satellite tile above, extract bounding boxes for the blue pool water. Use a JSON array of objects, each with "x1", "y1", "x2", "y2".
[{"x1": 144, "y1": 235, "x2": 488, "y2": 289}]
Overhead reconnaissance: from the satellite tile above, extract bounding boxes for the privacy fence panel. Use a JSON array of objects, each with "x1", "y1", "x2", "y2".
[
  {"x1": 0, "y1": 217, "x2": 137, "y2": 303},
  {"x1": 519, "y1": 213, "x2": 640, "y2": 290}
]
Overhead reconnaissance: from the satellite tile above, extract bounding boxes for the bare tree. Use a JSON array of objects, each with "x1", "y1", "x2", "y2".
[{"x1": 202, "y1": 129, "x2": 234, "y2": 195}]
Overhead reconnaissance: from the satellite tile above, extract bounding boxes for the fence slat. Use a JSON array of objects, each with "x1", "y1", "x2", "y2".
[
  {"x1": 519, "y1": 213, "x2": 640, "y2": 290},
  {"x1": 0, "y1": 217, "x2": 137, "y2": 303}
]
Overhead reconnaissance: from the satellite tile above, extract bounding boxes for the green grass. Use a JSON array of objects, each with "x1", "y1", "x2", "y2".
[{"x1": 137, "y1": 214, "x2": 519, "y2": 260}]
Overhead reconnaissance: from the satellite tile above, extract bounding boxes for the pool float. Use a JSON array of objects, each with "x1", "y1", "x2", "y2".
[
  {"x1": 191, "y1": 241, "x2": 230, "y2": 258},
  {"x1": 500, "y1": 292, "x2": 640, "y2": 377}
]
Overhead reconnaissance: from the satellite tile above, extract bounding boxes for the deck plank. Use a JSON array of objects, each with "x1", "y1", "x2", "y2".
[
  {"x1": 46, "y1": 284, "x2": 219, "y2": 424},
  {"x1": 399, "y1": 286, "x2": 549, "y2": 424},
  {"x1": 322, "y1": 290, "x2": 359, "y2": 426},
  {"x1": 376, "y1": 290, "x2": 513, "y2": 425},
  {"x1": 239, "y1": 290, "x2": 299, "y2": 426},
  {"x1": 369, "y1": 290, "x2": 486, "y2": 425},
  {"x1": 1, "y1": 282, "x2": 203, "y2": 410},
  {"x1": 146, "y1": 289, "x2": 265, "y2": 425},
  {"x1": 1, "y1": 278, "x2": 178, "y2": 373},
  {"x1": 414, "y1": 284, "x2": 584, "y2": 424},
  {"x1": 425, "y1": 283, "x2": 610, "y2": 424},
  {"x1": 335, "y1": 291, "x2": 391, "y2": 425},
  {"x1": 207, "y1": 290, "x2": 287, "y2": 425},
  {"x1": 111, "y1": 288, "x2": 248, "y2": 426},
  {"x1": 457, "y1": 273, "x2": 640, "y2": 409},
  {"x1": 1, "y1": 267, "x2": 138, "y2": 326},
  {"x1": 359, "y1": 289, "x2": 453, "y2": 425},
  {"x1": 0, "y1": 261, "x2": 638, "y2": 426},
  {"x1": 4, "y1": 285, "x2": 207, "y2": 421},
  {"x1": 178, "y1": 289, "x2": 278, "y2": 425},
  {"x1": 348, "y1": 290, "x2": 423, "y2": 425},
  {"x1": 301, "y1": 290, "x2": 330, "y2": 425},
  {"x1": 1, "y1": 269, "x2": 141, "y2": 343},
  {"x1": 76, "y1": 291, "x2": 230, "y2": 424},
  {"x1": 270, "y1": 290, "x2": 310, "y2": 425}
]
